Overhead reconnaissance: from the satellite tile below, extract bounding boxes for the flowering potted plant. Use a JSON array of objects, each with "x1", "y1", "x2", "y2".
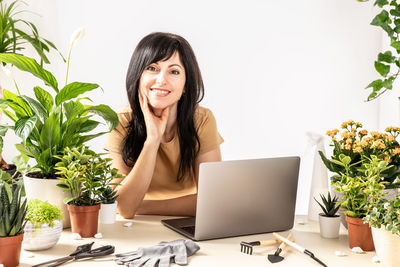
[
  {"x1": 314, "y1": 192, "x2": 341, "y2": 238},
  {"x1": 23, "y1": 199, "x2": 63, "y2": 251},
  {"x1": 0, "y1": 29, "x2": 118, "y2": 228},
  {"x1": 0, "y1": 183, "x2": 27, "y2": 267},
  {"x1": 320, "y1": 120, "x2": 400, "y2": 189},
  {"x1": 55, "y1": 146, "x2": 123, "y2": 237},
  {"x1": 365, "y1": 194, "x2": 400, "y2": 267},
  {"x1": 333, "y1": 154, "x2": 390, "y2": 251}
]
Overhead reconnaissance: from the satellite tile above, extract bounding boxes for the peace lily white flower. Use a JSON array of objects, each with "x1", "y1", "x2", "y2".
[
  {"x1": 0, "y1": 65, "x2": 13, "y2": 80},
  {"x1": 69, "y1": 27, "x2": 86, "y2": 47},
  {"x1": 384, "y1": 202, "x2": 390, "y2": 209}
]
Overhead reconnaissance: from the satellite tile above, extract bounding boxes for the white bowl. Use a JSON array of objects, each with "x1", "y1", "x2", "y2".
[{"x1": 22, "y1": 220, "x2": 62, "y2": 251}]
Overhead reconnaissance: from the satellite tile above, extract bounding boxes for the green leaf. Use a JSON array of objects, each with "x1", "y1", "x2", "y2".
[
  {"x1": 14, "y1": 116, "x2": 38, "y2": 142},
  {"x1": 375, "y1": 0, "x2": 389, "y2": 7},
  {"x1": 0, "y1": 54, "x2": 58, "y2": 93},
  {"x1": 15, "y1": 144, "x2": 39, "y2": 158},
  {"x1": 383, "y1": 77, "x2": 394, "y2": 89},
  {"x1": 83, "y1": 105, "x2": 119, "y2": 131},
  {"x1": 79, "y1": 120, "x2": 100, "y2": 133},
  {"x1": 371, "y1": 10, "x2": 393, "y2": 36},
  {"x1": 19, "y1": 95, "x2": 48, "y2": 123},
  {"x1": 40, "y1": 114, "x2": 61, "y2": 151},
  {"x1": 63, "y1": 101, "x2": 85, "y2": 121},
  {"x1": 55, "y1": 82, "x2": 99, "y2": 106},
  {"x1": 378, "y1": 51, "x2": 395, "y2": 63},
  {"x1": 375, "y1": 61, "x2": 390, "y2": 76},
  {"x1": 366, "y1": 79, "x2": 383, "y2": 90},
  {"x1": 34, "y1": 86, "x2": 54, "y2": 113},
  {"x1": 3, "y1": 89, "x2": 31, "y2": 116},
  {"x1": 391, "y1": 40, "x2": 400, "y2": 50}
]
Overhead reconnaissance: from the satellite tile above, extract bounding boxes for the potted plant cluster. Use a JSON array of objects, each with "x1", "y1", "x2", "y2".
[
  {"x1": 0, "y1": 29, "x2": 119, "y2": 227},
  {"x1": 314, "y1": 192, "x2": 341, "y2": 238},
  {"x1": 365, "y1": 194, "x2": 400, "y2": 267},
  {"x1": 55, "y1": 145, "x2": 123, "y2": 237},
  {"x1": 330, "y1": 154, "x2": 391, "y2": 251},
  {"x1": 320, "y1": 121, "x2": 400, "y2": 227},
  {"x1": 0, "y1": 0, "x2": 64, "y2": 172},
  {"x1": 0, "y1": 183, "x2": 27, "y2": 267},
  {"x1": 22, "y1": 199, "x2": 63, "y2": 251}
]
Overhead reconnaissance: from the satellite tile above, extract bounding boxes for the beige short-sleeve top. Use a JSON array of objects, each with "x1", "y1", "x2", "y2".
[{"x1": 104, "y1": 105, "x2": 224, "y2": 200}]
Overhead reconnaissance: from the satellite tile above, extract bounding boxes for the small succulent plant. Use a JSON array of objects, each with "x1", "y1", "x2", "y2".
[
  {"x1": 314, "y1": 192, "x2": 340, "y2": 217},
  {"x1": 100, "y1": 186, "x2": 119, "y2": 204},
  {"x1": 0, "y1": 183, "x2": 27, "y2": 237}
]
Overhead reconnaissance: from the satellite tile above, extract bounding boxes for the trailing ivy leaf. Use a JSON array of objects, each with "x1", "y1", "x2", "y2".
[
  {"x1": 55, "y1": 82, "x2": 99, "y2": 106},
  {"x1": 369, "y1": 91, "x2": 378, "y2": 101},
  {"x1": 14, "y1": 116, "x2": 38, "y2": 142},
  {"x1": 34, "y1": 86, "x2": 54, "y2": 113},
  {"x1": 83, "y1": 105, "x2": 118, "y2": 131},
  {"x1": 390, "y1": 0, "x2": 398, "y2": 7},
  {"x1": 20, "y1": 96, "x2": 48, "y2": 124},
  {"x1": 383, "y1": 77, "x2": 394, "y2": 89},
  {"x1": 375, "y1": 61, "x2": 390, "y2": 76},
  {"x1": 375, "y1": 0, "x2": 388, "y2": 7},
  {"x1": 390, "y1": 7, "x2": 400, "y2": 16},
  {"x1": 366, "y1": 79, "x2": 383, "y2": 90},
  {"x1": 0, "y1": 54, "x2": 58, "y2": 93},
  {"x1": 391, "y1": 40, "x2": 400, "y2": 50},
  {"x1": 378, "y1": 51, "x2": 395, "y2": 63},
  {"x1": 371, "y1": 10, "x2": 394, "y2": 36}
]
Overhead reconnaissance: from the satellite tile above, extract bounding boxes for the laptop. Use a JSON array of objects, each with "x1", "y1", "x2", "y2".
[{"x1": 161, "y1": 156, "x2": 300, "y2": 241}]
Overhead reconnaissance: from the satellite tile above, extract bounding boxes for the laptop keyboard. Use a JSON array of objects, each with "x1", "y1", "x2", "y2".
[{"x1": 180, "y1": 225, "x2": 196, "y2": 236}]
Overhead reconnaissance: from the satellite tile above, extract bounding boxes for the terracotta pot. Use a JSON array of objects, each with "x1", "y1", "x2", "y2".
[
  {"x1": 346, "y1": 216, "x2": 375, "y2": 251},
  {"x1": 0, "y1": 233, "x2": 24, "y2": 267},
  {"x1": 68, "y1": 204, "x2": 100, "y2": 237}
]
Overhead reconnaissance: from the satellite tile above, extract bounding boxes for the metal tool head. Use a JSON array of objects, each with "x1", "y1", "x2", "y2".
[
  {"x1": 267, "y1": 248, "x2": 284, "y2": 263},
  {"x1": 70, "y1": 242, "x2": 95, "y2": 256},
  {"x1": 240, "y1": 241, "x2": 261, "y2": 255}
]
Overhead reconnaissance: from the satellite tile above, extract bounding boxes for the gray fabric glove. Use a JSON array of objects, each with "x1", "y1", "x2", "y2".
[{"x1": 115, "y1": 239, "x2": 200, "y2": 267}]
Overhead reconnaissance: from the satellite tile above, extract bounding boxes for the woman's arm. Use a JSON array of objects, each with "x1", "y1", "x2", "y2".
[
  {"x1": 135, "y1": 146, "x2": 222, "y2": 216},
  {"x1": 110, "y1": 93, "x2": 169, "y2": 219}
]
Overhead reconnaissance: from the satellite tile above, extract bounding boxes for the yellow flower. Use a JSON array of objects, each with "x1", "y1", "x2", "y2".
[
  {"x1": 391, "y1": 147, "x2": 400, "y2": 155},
  {"x1": 353, "y1": 146, "x2": 363, "y2": 153},
  {"x1": 359, "y1": 129, "x2": 368, "y2": 136},
  {"x1": 326, "y1": 129, "x2": 339, "y2": 138},
  {"x1": 345, "y1": 144, "x2": 352, "y2": 150}
]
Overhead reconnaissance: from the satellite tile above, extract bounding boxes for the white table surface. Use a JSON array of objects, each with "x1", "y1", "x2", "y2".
[{"x1": 19, "y1": 215, "x2": 379, "y2": 267}]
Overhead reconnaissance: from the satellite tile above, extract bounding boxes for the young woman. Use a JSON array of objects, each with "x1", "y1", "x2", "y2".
[{"x1": 105, "y1": 32, "x2": 224, "y2": 219}]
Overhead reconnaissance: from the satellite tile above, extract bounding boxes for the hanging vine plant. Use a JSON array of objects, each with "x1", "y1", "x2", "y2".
[{"x1": 360, "y1": 0, "x2": 400, "y2": 101}]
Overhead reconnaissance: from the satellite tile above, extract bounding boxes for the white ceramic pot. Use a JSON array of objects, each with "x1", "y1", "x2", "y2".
[
  {"x1": 371, "y1": 226, "x2": 400, "y2": 267},
  {"x1": 99, "y1": 202, "x2": 117, "y2": 224},
  {"x1": 318, "y1": 214, "x2": 341, "y2": 238},
  {"x1": 23, "y1": 174, "x2": 71, "y2": 228},
  {"x1": 22, "y1": 220, "x2": 62, "y2": 251}
]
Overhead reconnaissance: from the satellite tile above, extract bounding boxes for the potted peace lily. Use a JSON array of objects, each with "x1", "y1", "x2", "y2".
[
  {"x1": 333, "y1": 155, "x2": 390, "y2": 251},
  {"x1": 22, "y1": 199, "x2": 63, "y2": 251},
  {"x1": 0, "y1": 183, "x2": 27, "y2": 267},
  {"x1": 0, "y1": 0, "x2": 64, "y2": 172},
  {"x1": 0, "y1": 29, "x2": 118, "y2": 228},
  {"x1": 365, "y1": 194, "x2": 400, "y2": 267},
  {"x1": 55, "y1": 146, "x2": 123, "y2": 237},
  {"x1": 314, "y1": 192, "x2": 341, "y2": 238}
]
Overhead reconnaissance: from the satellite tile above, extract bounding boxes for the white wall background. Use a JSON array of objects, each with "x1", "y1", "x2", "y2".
[{"x1": 1, "y1": 0, "x2": 395, "y2": 214}]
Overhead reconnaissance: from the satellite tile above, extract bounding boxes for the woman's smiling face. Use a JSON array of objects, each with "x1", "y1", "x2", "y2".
[{"x1": 139, "y1": 51, "x2": 186, "y2": 111}]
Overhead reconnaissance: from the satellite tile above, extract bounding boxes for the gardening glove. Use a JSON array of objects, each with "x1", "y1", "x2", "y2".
[{"x1": 115, "y1": 239, "x2": 200, "y2": 267}]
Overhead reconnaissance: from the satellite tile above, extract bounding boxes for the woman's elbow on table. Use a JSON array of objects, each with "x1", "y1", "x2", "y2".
[{"x1": 117, "y1": 203, "x2": 136, "y2": 219}]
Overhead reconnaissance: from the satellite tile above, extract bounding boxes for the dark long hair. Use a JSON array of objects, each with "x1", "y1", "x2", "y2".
[{"x1": 123, "y1": 32, "x2": 204, "y2": 181}]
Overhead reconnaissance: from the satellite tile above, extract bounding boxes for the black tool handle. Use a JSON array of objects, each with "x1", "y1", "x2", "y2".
[{"x1": 75, "y1": 245, "x2": 115, "y2": 259}]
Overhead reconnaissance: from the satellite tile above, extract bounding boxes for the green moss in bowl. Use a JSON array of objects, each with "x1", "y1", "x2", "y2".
[{"x1": 26, "y1": 199, "x2": 63, "y2": 228}]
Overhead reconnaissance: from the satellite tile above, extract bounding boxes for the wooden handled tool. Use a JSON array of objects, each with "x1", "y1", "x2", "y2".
[{"x1": 272, "y1": 233, "x2": 327, "y2": 267}]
